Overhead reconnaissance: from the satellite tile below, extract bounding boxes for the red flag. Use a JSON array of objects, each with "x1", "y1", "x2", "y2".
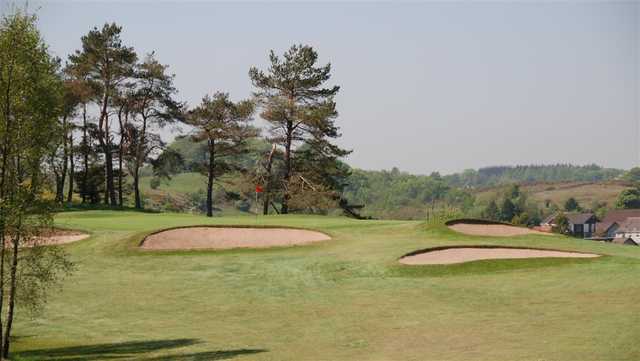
[{"x1": 255, "y1": 185, "x2": 263, "y2": 193}]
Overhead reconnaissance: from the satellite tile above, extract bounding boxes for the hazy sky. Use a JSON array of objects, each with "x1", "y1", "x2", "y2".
[{"x1": 13, "y1": 1, "x2": 640, "y2": 174}]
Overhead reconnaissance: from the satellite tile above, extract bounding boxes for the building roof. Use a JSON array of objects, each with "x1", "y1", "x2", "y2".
[
  {"x1": 565, "y1": 212, "x2": 595, "y2": 225},
  {"x1": 616, "y1": 217, "x2": 640, "y2": 233},
  {"x1": 601, "y1": 209, "x2": 640, "y2": 224},
  {"x1": 596, "y1": 221, "x2": 618, "y2": 235},
  {"x1": 541, "y1": 213, "x2": 557, "y2": 225}
]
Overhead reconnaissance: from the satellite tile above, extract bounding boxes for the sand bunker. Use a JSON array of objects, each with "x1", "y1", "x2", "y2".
[
  {"x1": 4, "y1": 229, "x2": 90, "y2": 247},
  {"x1": 448, "y1": 223, "x2": 551, "y2": 237},
  {"x1": 35, "y1": 229, "x2": 90, "y2": 246},
  {"x1": 400, "y1": 246, "x2": 599, "y2": 265},
  {"x1": 141, "y1": 226, "x2": 331, "y2": 250}
]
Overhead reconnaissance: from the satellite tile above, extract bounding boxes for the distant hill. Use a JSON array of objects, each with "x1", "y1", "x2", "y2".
[
  {"x1": 474, "y1": 180, "x2": 633, "y2": 213},
  {"x1": 445, "y1": 164, "x2": 623, "y2": 188}
]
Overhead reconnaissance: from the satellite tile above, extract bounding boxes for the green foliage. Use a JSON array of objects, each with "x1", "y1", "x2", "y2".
[
  {"x1": 0, "y1": 10, "x2": 73, "y2": 357},
  {"x1": 446, "y1": 164, "x2": 622, "y2": 188},
  {"x1": 425, "y1": 203, "x2": 463, "y2": 226},
  {"x1": 249, "y1": 44, "x2": 348, "y2": 214},
  {"x1": 622, "y1": 167, "x2": 640, "y2": 182},
  {"x1": 342, "y1": 168, "x2": 475, "y2": 220},
  {"x1": 482, "y1": 200, "x2": 500, "y2": 221},
  {"x1": 149, "y1": 177, "x2": 161, "y2": 190},
  {"x1": 552, "y1": 213, "x2": 570, "y2": 234},
  {"x1": 615, "y1": 187, "x2": 640, "y2": 209},
  {"x1": 500, "y1": 198, "x2": 516, "y2": 222},
  {"x1": 564, "y1": 197, "x2": 581, "y2": 212}
]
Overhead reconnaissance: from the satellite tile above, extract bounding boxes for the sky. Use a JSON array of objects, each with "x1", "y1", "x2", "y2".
[{"x1": 7, "y1": 0, "x2": 640, "y2": 174}]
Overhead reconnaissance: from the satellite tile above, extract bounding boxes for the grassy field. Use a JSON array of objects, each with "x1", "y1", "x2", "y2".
[
  {"x1": 10, "y1": 210, "x2": 640, "y2": 360},
  {"x1": 475, "y1": 180, "x2": 631, "y2": 209}
]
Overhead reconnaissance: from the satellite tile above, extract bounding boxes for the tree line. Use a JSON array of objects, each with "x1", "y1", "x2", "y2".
[
  {"x1": 48, "y1": 22, "x2": 349, "y2": 217},
  {"x1": 446, "y1": 164, "x2": 623, "y2": 188}
]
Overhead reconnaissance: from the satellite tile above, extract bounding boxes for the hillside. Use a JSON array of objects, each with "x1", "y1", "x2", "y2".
[{"x1": 474, "y1": 180, "x2": 633, "y2": 211}]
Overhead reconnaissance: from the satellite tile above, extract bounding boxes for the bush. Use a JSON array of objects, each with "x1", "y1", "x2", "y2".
[{"x1": 149, "y1": 177, "x2": 161, "y2": 190}]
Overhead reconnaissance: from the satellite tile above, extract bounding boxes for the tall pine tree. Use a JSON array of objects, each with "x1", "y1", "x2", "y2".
[{"x1": 249, "y1": 44, "x2": 349, "y2": 214}]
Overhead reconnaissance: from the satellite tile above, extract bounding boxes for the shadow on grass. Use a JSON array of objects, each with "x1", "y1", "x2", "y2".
[
  {"x1": 14, "y1": 338, "x2": 266, "y2": 361},
  {"x1": 144, "y1": 349, "x2": 267, "y2": 360}
]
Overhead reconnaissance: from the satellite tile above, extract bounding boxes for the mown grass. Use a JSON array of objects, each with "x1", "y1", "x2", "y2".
[{"x1": 10, "y1": 210, "x2": 640, "y2": 360}]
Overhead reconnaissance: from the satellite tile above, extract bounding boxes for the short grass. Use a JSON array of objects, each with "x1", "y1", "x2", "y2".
[{"x1": 10, "y1": 210, "x2": 640, "y2": 360}]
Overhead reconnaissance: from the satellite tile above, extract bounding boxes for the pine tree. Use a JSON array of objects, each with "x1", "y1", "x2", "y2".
[
  {"x1": 483, "y1": 200, "x2": 500, "y2": 221},
  {"x1": 249, "y1": 44, "x2": 348, "y2": 214},
  {"x1": 185, "y1": 92, "x2": 256, "y2": 217},
  {"x1": 128, "y1": 53, "x2": 183, "y2": 209},
  {"x1": 68, "y1": 23, "x2": 137, "y2": 206}
]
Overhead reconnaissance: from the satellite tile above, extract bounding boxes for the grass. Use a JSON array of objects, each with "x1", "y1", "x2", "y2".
[
  {"x1": 139, "y1": 173, "x2": 206, "y2": 196},
  {"x1": 10, "y1": 210, "x2": 640, "y2": 360}
]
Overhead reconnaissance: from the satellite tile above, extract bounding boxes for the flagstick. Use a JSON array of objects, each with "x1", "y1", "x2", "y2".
[{"x1": 255, "y1": 190, "x2": 258, "y2": 224}]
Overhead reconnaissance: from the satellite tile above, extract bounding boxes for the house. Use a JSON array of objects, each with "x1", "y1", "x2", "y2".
[
  {"x1": 596, "y1": 209, "x2": 640, "y2": 237},
  {"x1": 612, "y1": 217, "x2": 640, "y2": 246},
  {"x1": 565, "y1": 213, "x2": 596, "y2": 238},
  {"x1": 540, "y1": 212, "x2": 596, "y2": 238}
]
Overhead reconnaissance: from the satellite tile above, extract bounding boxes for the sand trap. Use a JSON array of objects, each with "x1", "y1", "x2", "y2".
[
  {"x1": 36, "y1": 230, "x2": 90, "y2": 246},
  {"x1": 3, "y1": 229, "x2": 90, "y2": 247},
  {"x1": 400, "y1": 246, "x2": 600, "y2": 265},
  {"x1": 141, "y1": 227, "x2": 331, "y2": 250},
  {"x1": 448, "y1": 223, "x2": 551, "y2": 237}
]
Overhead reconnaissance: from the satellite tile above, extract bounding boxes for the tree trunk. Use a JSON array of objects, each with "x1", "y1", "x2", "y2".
[
  {"x1": 206, "y1": 138, "x2": 215, "y2": 217},
  {"x1": 57, "y1": 117, "x2": 69, "y2": 203},
  {"x1": 281, "y1": 120, "x2": 293, "y2": 214},
  {"x1": 134, "y1": 168, "x2": 141, "y2": 209},
  {"x1": 0, "y1": 36, "x2": 18, "y2": 357},
  {"x1": 118, "y1": 143, "x2": 123, "y2": 207},
  {"x1": 98, "y1": 90, "x2": 116, "y2": 206},
  {"x1": 133, "y1": 116, "x2": 148, "y2": 210},
  {"x1": 263, "y1": 144, "x2": 276, "y2": 215},
  {"x1": 67, "y1": 134, "x2": 74, "y2": 203},
  {"x1": 117, "y1": 107, "x2": 126, "y2": 207},
  {"x1": 105, "y1": 132, "x2": 116, "y2": 205},
  {"x1": 3, "y1": 228, "x2": 20, "y2": 359},
  {"x1": 81, "y1": 103, "x2": 88, "y2": 203}
]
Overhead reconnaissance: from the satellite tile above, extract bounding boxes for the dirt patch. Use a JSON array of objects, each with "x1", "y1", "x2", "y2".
[
  {"x1": 141, "y1": 226, "x2": 331, "y2": 250},
  {"x1": 400, "y1": 246, "x2": 600, "y2": 265},
  {"x1": 448, "y1": 223, "x2": 551, "y2": 237}
]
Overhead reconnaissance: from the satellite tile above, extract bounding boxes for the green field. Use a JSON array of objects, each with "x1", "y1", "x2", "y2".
[{"x1": 11, "y1": 211, "x2": 640, "y2": 360}]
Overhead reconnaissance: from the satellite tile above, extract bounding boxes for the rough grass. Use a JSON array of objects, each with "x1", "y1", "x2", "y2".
[{"x1": 10, "y1": 210, "x2": 640, "y2": 360}]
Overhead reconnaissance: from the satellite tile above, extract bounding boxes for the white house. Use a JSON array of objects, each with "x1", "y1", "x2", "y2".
[{"x1": 612, "y1": 217, "x2": 640, "y2": 246}]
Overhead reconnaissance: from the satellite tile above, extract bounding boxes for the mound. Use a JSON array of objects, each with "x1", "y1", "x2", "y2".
[
  {"x1": 400, "y1": 246, "x2": 599, "y2": 265},
  {"x1": 141, "y1": 226, "x2": 331, "y2": 250},
  {"x1": 447, "y1": 220, "x2": 550, "y2": 237}
]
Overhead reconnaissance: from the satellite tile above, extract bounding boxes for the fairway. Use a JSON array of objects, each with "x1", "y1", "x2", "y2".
[{"x1": 12, "y1": 210, "x2": 640, "y2": 360}]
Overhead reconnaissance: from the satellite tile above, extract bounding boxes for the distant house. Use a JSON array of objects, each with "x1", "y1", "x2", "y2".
[
  {"x1": 596, "y1": 209, "x2": 640, "y2": 238},
  {"x1": 612, "y1": 217, "x2": 640, "y2": 246},
  {"x1": 566, "y1": 213, "x2": 596, "y2": 238},
  {"x1": 540, "y1": 212, "x2": 596, "y2": 238}
]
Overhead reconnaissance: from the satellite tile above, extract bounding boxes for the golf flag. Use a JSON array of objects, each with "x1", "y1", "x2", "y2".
[{"x1": 255, "y1": 185, "x2": 264, "y2": 193}]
